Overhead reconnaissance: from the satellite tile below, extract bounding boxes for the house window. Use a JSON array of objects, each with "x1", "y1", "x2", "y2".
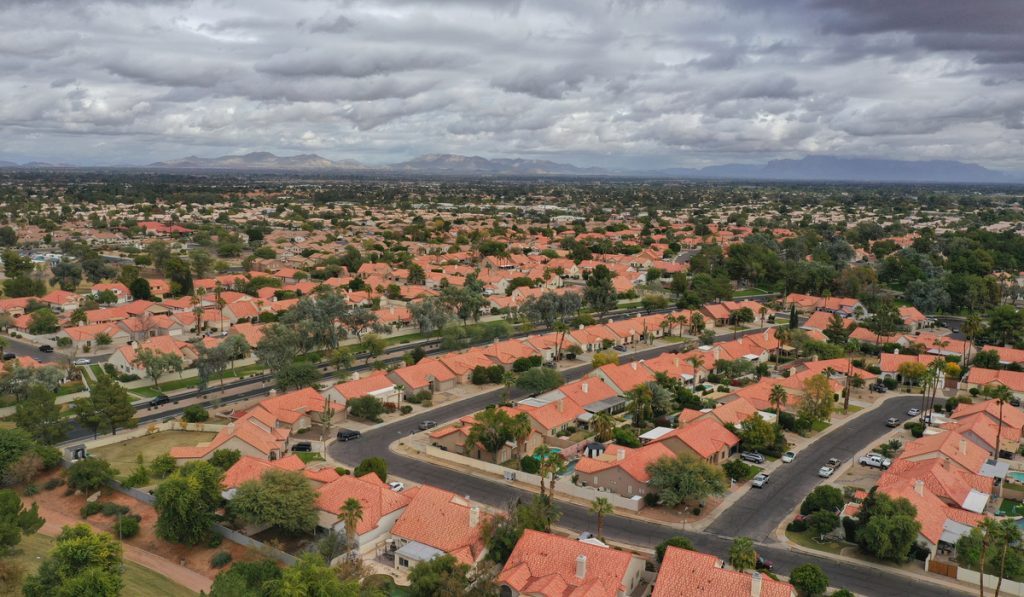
[{"x1": 399, "y1": 557, "x2": 410, "y2": 568}]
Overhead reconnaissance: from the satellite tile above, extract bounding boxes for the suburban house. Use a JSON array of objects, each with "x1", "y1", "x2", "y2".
[
  {"x1": 979, "y1": 344, "x2": 1024, "y2": 366},
  {"x1": 429, "y1": 408, "x2": 544, "y2": 463},
  {"x1": 590, "y1": 361, "x2": 655, "y2": 395},
  {"x1": 438, "y1": 348, "x2": 498, "y2": 384},
  {"x1": 873, "y1": 477, "x2": 987, "y2": 557},
  {"x1": 314, "y1": 473, "x2": 410, "y2": 553},
  {"x1": 169, "y1": 417, "x2": 289, "y2": 464},
  {"x1": 653, "y1": 546, "x2": 795, "y2": 597},
  {"x1": 108, "y1": 335, "x2": 199, "y2": 378},
  {"x1": 960, "y1": 367, "x2": 1024, "y2": 400},
  {"x1": 497, "y1": 529, "x2": 646, "y2": 597},
  {"x1": 388, "y1": 485, "x2": 488, "y2": 569},
  {"x1": 899, "y1": 306, "x2": 929, "y2": 330},
  {"x1": 220, "y1": 454, "x2": 341, "y2": 500},
  {"x1": 57, "y1": 323, "x2": 132, "y2": 350},
  {"x1": 878, "y1": 353, "x2": 946, "y2": 384},
  {"x1": 878, "y1": 458, "x2": 992, "y2": 514},
  {"x1": 324, "y1": 371, "x2": 403, "y2": 407},
  {"x1": 899, "y1": 430, "x2": 1002, "y2": 479},
  {"x1": 388, "y1": 357, "x2": 458, "y2": 397},
  {"x1": 91, "y1": 282, "x2": 133, "y2": 304},
  {"x1": 575, "y1": 442, "x2": 675, "y2": 499},
  {"x1": 649, "y1": 418, "x2": 740, "y2": 464}
]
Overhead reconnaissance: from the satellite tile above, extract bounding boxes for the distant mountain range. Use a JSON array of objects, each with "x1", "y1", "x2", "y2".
[{"x1": 0, "y1": 151, "x2": 1020, "y2": 183}]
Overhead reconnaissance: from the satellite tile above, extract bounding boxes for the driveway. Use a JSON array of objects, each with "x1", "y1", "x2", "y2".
[{"x1": 705, "y1": 394, "x2": 921, "y2": 541}]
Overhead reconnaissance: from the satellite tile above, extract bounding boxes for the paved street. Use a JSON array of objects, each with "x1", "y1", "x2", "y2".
[{"x1": 705, "y1": 394, "x2": 920, "y2": 541}]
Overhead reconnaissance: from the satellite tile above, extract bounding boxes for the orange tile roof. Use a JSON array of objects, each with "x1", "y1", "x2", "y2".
[
  {"x1": 965, "y1": 367, "x2": 1024, "y2": 393},
  {"x1": 653, "y1": 547, "x2": 794, "y2": 597},
  {"x1": 331, "y1": 371, "x2": 396, "y2": 401},
  {"x1": 575, "y1": 442, "x2": 675, "y2": 483},
  {"x1": 951, "y1": 398, "x2": 1024, "y2": 431},
  {"x1": 880, "y1": 458, "x2": 992, "y2": 509},
  {"x1": 390, "y1": 486, "x2": 487, "y2": 565},
  {"x1": 654, "y1": 418, "x2": 739, "y2": 459},
  {"x1": 315, "y1": 473, "x2": 410, "y2": 535},
  {"x1": 594, "y1": 361, "x2": 655, "y2": 394},
  {"x1": 390, "y1": 357, "x2": 456, "y2": 389},
  {"x1": 901, "y1": 430, "x2": 989, "y2": 474},
  {"x1": 498, "y1": 529, "x2": 636, "y2": 597},
  {"x1": 222, "y1": 454, "x2": 306, "y2": 489}
]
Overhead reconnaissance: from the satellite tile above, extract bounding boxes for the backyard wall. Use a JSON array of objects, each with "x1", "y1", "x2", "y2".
[
  {"x1": 957, "y1": 567, "x2": 1024, "y2": 596},
  {"x1": 81, "y1": 422, "x2": 229, "y2": 451},
  {"x1": 423, "y1": 445, "x2": 642, "y2": 512}
]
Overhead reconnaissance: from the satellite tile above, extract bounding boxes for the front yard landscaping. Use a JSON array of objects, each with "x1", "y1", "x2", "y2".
[
  {"x1": 91, "y1": 430, "x2": 217, "y2": 472},
  {"x1": 997, "y1": 498, "x2": 1024, "y2": 517}
]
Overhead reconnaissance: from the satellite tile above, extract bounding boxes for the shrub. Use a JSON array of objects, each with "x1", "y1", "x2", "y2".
[
  {"x1": 348, "y1": 395, "x2": 386, "y2": 422},
  {"x1": 117, "y1": 515, "x2": 141, "y2": 538},
  {"x1": 519, "y1": 457, "x2": 540, "y2": 474},
  {"x1": 101, "y1": 502, "x2": 130, "y2": 517},
  {"x1": 883, "y1": 377, "x2": 898, "y2": 390},
  {"x1": 124, "y1": 468, "x2": 150, "y2": 488},
  {"x1": 81, "y1": 501, "x2": 103, "y2": 518},
  {"x1": 842, "y1": 516, "x2": 857, "y2": 542},
  {"x1": 831, "y1": 590, "x2": 855, "y2": 597},
  {"x1": 183, "y1": 405, "x2": 209, "y2": 423},
  {"x1": 66, "y1": 458, "x2": 116, "y2": 493},
  {"x1": 777, "y1": 411, "x2": 798, "y2": 432},
  {"x1": 790, "y1": 563, "x2": 828, "y2": 596},
  {"x1": 150, "y1": 454, "x2": 177, "y2": 479},
  {"x1": 354, "y1": 457, "x2": 387, "y2": 482},
  {"x1": 211, "y1": 551, "x2": 233, "y2": 568},
  {"x1": 787, "y1": 518, "x2": 808, "y2": 532},
  {"x1": 643, "y1": 493, "x2": 660, "y2": 508},
  {"x1": 613, "y1": 426, "x2": 641, "y2": 448},
  {"x1": 723, "y1": 460, "x2": 753, "y2": 482},
  {"x1": 43, "y1": 478, "x2": 64, "y2": 491},
  {"x1": 334, "y1": 467, "x2": 350, "y2": 476},
  {"x1": 23, "y1": 485, "x2": 39, "y2": 496},
  {"x1": 399, "y1": 405, "x2": 412, "y2": 415},
  {"x1": 910, "y1": 543, "x2": 931, "y2": 561},
  {"x1": 909, "y1": 423, "x2": 925, "y2": 438},
  {"x1": 969, "y1": 387, "x2": 980, "y2": 397},
  {"x1": 34, "y1": 445, "x2": 63, "y2": 470},
  {"x1": 801, "y1": 486, "x2": 844, "y2": 516},
  {"x1": 209, "y1": 449, "x2": 241, "y2": 470},
  {"x1": 208, "y1": 535, "x2": 223, "y2": 548}
]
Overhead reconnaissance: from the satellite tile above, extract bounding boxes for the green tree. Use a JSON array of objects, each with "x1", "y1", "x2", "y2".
[
  {"x1": 128, "y1": 277, "x2": 152, "y2": 301},
  {"x1": 515, "y1": 366, "x2": 564, "y2": 394},
  {"x1": 584, "y1": 265, "x2": 617, "y2": 316},
  {"x1": 589, "y1": 497, "x2": 613, "y2": 539},
  {"x1": 154, "y1": 461, "x2": 223, "y2": 545},
  {"x1": 973, "y1": 349, "x2": 1001, "y2": 369},
  {"x1": 466, "y1": 407, "x2": 532, "y2": 458},
  {"x1": 229, "y1": 469, "x2": 319, "y2": 534},
  {"x1": 981, "y1": 384, "x2": 1013, "y2": 459},
  {"x1": 769, "y1": 384, "x2": 788, "y2": 419},
  {"x1": 348, "y1": 395, "x2": 385, "y2": 422},
  {"x1": 66, "y1": 458, "x2": 116, "y2": 492},
  {"x1": 73, "y1": 373, "x2": 136, "y2": 437},
  {"x1": 591, "y1": 412, "x2": 615, "y2": 442},
  {"x1": 408, "y1": 554, "x2": 472, "y2": 597},
  {"x1": 263, "y1": 552, "x2": 358, "y2": 597},
  {"x1": 28, "y1": 309, "x2": 59, "y2": 335},
  {"x1": 338, "y1": 497, "x2": 364, "y2": 552},
  {"x1": 133, "y1": 347, "x2": 183, "y2": 389},
  {"x1": 737, "y1": 413, "x2": 782, "y2": 454},
  {"x1": 209, "y1": 559, "x2": 282, "y2": 597},
  {"x1": 0, "y1": 489, "x2": 44, "y2": 554},
  {"x1": 534, "y1": 445, "x2": 568, "y2": 499},
  {"x1": 274, "y1": 360, "x2": 320, "y2": 391},
  {"x1": 255, "y1": 323, "x2": 301, "y2": 376},
  {"x1": 354, "y1": 457, "x2": 388, "y2": 482},
  {"x1": 14, "y1": 384, "x2": 70, "y2": 445},
  {"x1": 798, "y1": 374, "x2": 834, "y2": 423},
  {"x1": 626, "y1": 383, "x2": 654, "y2": 428},
  {"x1": 807, "y1": 509, "x2": 840, "y2": 540},
  {"x1": 800, "y1": 485, "x2": 844, "y2": 515},
  {"x1": 728, "y1": 536, "x2": 757, "y2": 572},
  {"x1": 823, "y1": 313, "x2": 851, "y2": 344},
  {"x1": 208, "y1": 449, "x2": 241, "y2": 470},
  {"x1": 645, "y1": 453, "x2": 728, "y2": 508},
  {"x1": 591, "y1": 349, "x2": 620, "y2": 369},
  {"x1": 855, "y1": 491, "x2": 921, "y2": 563},
  {"x1": 789, "y1": 563, "x2": 829, "y2": 596},
  {"x1": 22, "y1": 524, "x2": 124, "y2": 597},
  {"x1": 987, "y1": 304, "x2": 1024, "y2": 347},
  {"x1": 655, "y1": 536, "x2": 694, "y2": 563},
  {"x1": 361, "y1": 333, "x2": 386, "y2": 365}
]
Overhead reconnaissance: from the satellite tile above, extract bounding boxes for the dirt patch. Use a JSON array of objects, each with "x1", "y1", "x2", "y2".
[{"x1": 28, "y1": 470, "x2": 264, "y2": 579}]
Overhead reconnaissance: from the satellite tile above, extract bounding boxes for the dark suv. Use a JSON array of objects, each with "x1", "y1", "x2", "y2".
[
  {"x1": 149, "y1": 395, "x2": 170, "y2": 407},
  {"x1": 336, "y1": 429, "x2": 361, "y2": 442},
  {"x1": 291, "y1": 442, "x2": 312, "y2": 452},
  {"x1": 38, "y1": 345, "x2": 54, "y2": 353}
]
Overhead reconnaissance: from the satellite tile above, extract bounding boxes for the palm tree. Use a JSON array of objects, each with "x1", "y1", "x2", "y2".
[
  {"x1": 589, "y1": 497, "x2": 613, "y2": 539},
  {"x1": 591, "y1": 412, "x2": 615, "y2": 442},
  {"x1": 339, "y1": 497, "x2": 364, "y2": 553},
  {"x1": 533, "y1": 445, "x2": 563, "y2": 498},
  {"x1": 502, "y1": 370, "x2": 517, "y2": 402},
  {"x1": 963, "y1": 314, "x2": 983, "y2": 364},
  {"x1": 994, "y1": 518, "x2": 1022, "y2": 597},
  {"x1": 215, "y1": 284, "x2": 227, "y2": 333},
  {"x1": 769, "y1": 384, "x2": 788, "y2": 420},
  {"x1": 689, "y1": 312, "x2": 705, "y2": 336},
  {"x1": 553, "y1": 321, "x2": 568, "y2": 361},
  {"x1": 758, "y1": 306, "x2": 768, "y2": 329},
  {"x1": 978, "y1": 518, "x2": 998, "y2": 597},
  {"x1": 982, "y1": 384, "x2": 1012, "y2": 459},
  {"x1": 626, "y1": 385, "x2": 653, "y2": 428}
]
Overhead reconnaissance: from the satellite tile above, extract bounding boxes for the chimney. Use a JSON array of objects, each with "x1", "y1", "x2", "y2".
[
  {"x1": 959, "y1": 438, "x2": 967, "y2": 455},
  {"x1": 557, "y1": 399, "x2": 564, "y2": 413},
  {"x1": 617, "y1": 448, "x2": 626, "y2": 461},
  {"x1": 674, "y1": 357, "x2": 680, "y2": 367},
  {"x1": 351, "y1": 371, "x2": 360, "y2": 381},
  {"x1": 751, "y1": 572, "x2": 763, "y2": 597},
  {"x1": 581, "y1": 382, "x2": 588, "y2": 394},
  {"x1": 631, "y1": 361, "x2": 638, "y2": 371},
  {"x1": 914, "y1": 479, "x2": 925, "y2": 497},
  {"x1": 469, "y1": 506, "x2": 480, "y2": 528},
  {"x1": 575, "y1": 555, "x2": 587, "y2": 580}
]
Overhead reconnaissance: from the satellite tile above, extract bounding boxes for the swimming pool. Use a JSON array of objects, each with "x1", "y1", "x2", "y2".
[{"x1": 1009, "y1": 471, "x2": 1024, "y2": 483}]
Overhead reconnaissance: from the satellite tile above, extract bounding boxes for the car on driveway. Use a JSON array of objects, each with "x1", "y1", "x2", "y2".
[
  {"x1": 781, "y1": 451, "x2": 796, "y2": 463},
  {"x1": 388, "y1": 481, "x2": 405, "y2": 492},
  {"x1": 751, "y1": 473, "x2": 770, "y2": 488},
  {"x1": 818, "y1": 465, "x2": 835, "y2": 478},
  {"x1": 418, "y1": 420, "x2": 437, "y2": 431},
  {"x1": 907, "y1": 408, "x2": 921, "y2": 417},
  {"x1": 886, "y1": 417, "x2": 900, "y2": 427},
  {"x1": 740, "y1": 451, "x2": 766, "y2": 464},
  {"x1": 859, "y1": 453, "x2": 892, "y2": 469},
  {"x1": 38, "y1": 345, "x2": 54, "y2": 353},
  {"x1": 869, "y1": 382, "x2": 887, "y2": 393},
  {"x1": 290, "y1": 442, "x2": 312, "y2": 452},
  {"x1": 336, "y1": 429, "x2": 361, "y2": 441}
]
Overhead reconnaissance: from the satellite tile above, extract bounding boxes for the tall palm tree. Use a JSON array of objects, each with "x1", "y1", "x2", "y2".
[
  {"x1": 983, "y1": 384, "x2": 1012, "y2": 459},
  {"x1": 689, "y1": 312, "x2": 705, "y2": 336},
  {"x1": 214, "y1": 283, "x2": 226, "y2": 333},
  {"x1": 626, "y1": 385, "x2": 653, "y2": 428},
  {"x1": 502, "y1": 370, "x2": 517, "y2": 402},
  {"x1": 758, "y1": 306, "x2": 768, "y2": 329},
  {"x1": 589, "y1": 497, "x2": 613, "y2": 539},
  {"x1": 978, "y1": 518, "x2": 998, "y2": 597},
  {"x1": 963, "y1": 314, "x2": 983, "y2": 364},
  {"x1": 532, "y1": 445, "x2": 564, "y2": 498},
  {"x1": 591, "y1": 412, "x2": 615, "y2": 442},
  {"x1": 339, "y1": 498, "x2": 364, "y2": 553},
  {"x1": 994, "y1": 518, "x2": 1022, "y2": 597},
  {"x1": 769, "y1": 384, "x2": 788, "y2": 420}
]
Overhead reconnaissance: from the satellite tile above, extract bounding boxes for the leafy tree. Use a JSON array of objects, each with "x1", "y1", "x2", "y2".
[
  {"x1": 348, "y1": 395, "x2": 386, "y2": 422},
  {"x1": 641, "y1": 293, "x2": 669, "y2": 312},
  {"x1": 154, "y1": 461, "x2": 223, "y2": 545},
  {"x1": 789, "y1": 563, "x2": 829, "y2": 596},
  {"x1": 132, "y1": 347, "x2": 183, "y2": 389},
  {"x1": 0, "y1": 226, "x2": 15, "y2": 246},
  {"x1": 466, "y1": 408, "x2": 532, "y2": 457},
  {"x1": 128, "y1": 277, "x2": 152, "y2": 301},
  {"x1": 987, "y1": 304, "x2": 1024, "y2": 347},
  {"x1": 655, "y1": 536, "x2": 694, "y2": 563},
  {"x1": 0, "y1": 429, "x2": 37, "y2": 481},
  {"x1": 591, "y1": 350, "x2": 619, "y2": 369},
  {"x1": 255, "y1": 322, "x2": 301, "y2": 376},
  {"x1": 28, "y1": 309, "x2": 59, "y2": 335},
  {"x1": 584, "y1": 265, "x2": 617, "y2": 316},
  {"x1": 361, "y1": 333, "x2": 386, "y2": 364},
  {"x1": 66, "y1": 457, "x2": 116, "y2": 493},
  {"x1": 209, "y1": 559, "x2": 283, "y2": 597},
  {"x1": 973, "y1": 349, "x2": 1001, "y2": 369},
  {"x1": 800, "y1": 485, "x2": 844, "y2": 515},
  {"x1": 229, "y1": 469, "x2": 319, "y2": 534},
  {"x1": 515, "y1": 367, "x2": 564, "y2": 394},
  {"x1": 0, "y1": 364, "x2": 64, "y2": 402},
  {"x1": 896, "y1": 361, "x2": 927, "y2": 391},
  {"x1": 798, "y1": 374, "x2": 834, "y2": 424},
  {"x1": 3, "y1": 276, "x2": 45, "y2": 298},
  {"x1": 645, "y1": 453, "x2": 728, "y2": 508},
  {"x1": 274, "y1": 360, "x2": 320, "y2": 391},
  {"x1": 164, "y1": 255, "x2": 193, "y2": 297},
  {"x1": 263, "y1": 552, "x2": 358, "y2": 597},
  {"x1": 73, "y1": 373, "x2": 136, "y2": 437},
  {"x1": 208, "y1": 449, "x2": 241, "y2": 470},
  {"x1": 482, "y1": 496, "x2": 560, "y2": 565},
  {"x1": 409, "y1": 297, "x2": 453, "y2": 335},
  {"x1": 51, "y1": 259, "x2": 83, "y2": 291},
  {"x1": 22, "y1": 524, "x2": 123, "y2": 597},
  {"x1": 408, "y1": 554, "x2": 472, "y2": 597},
  {"x1": 14, "y1": 384, "x2": 70, "y2": 445},
  {"x1": 339, "y1": 307, "x2": 379, "y2": 342},
  {"x1": 1, "y1": 250, "x2": 33, "y2": 278},
  {"x1": 182, "y1": 404, "x2": 209, "y2": 423},
  {"x1": 823, "y1": 313, "x2": 852, "y2": 344},
  {"x1": 736, "y1": 413, "x2": 784, "y2": 454},
  {"x1": 354, "y1": 457, "x2": 388, "y2": 482},
  {"x1": 728, "y1": 536, "x2": 757, "y2": 572},
  {"x1": 808, "y1": 509, "x2": 840, "y2": 540},
  {"x1": 855, "y1": 491, "x2": 921, "y2": 563},
  {"x1": 0, "y1": 489, "x2": 44, "y2": 553}
]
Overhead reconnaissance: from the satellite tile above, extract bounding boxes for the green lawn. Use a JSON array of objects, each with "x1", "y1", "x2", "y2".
[
  {"x1": 57, "y1": 381, "x2": 86, "y2": 396},
  {"x1": 811, "y1": 420, "x2": 831, "y2": 433},
  {"x1": 835, "y1": 405, "x2": 864, "y2": 414},
  {"x1": 785, "y1": 529, "x2": 847, "y2": 555},
  {"x1": 139, "y1": 363, "x2": 267, "y2": 394},
  {"x1": 91, "y1": 430, "x2": 217, "y2": 472},
  {"x1": 381, "y1": 332, "x2": 428, "y2": 348},
  {"x1": 295, "y1": 452, "x2": 325, "y2": 464},
  {"x1": 734, "y1": 288, "x2": 770, "y2": 297},
  {"x1": 8, "y1": 533, "x2": 198, "y2": 597},
  {"x1": 998, "y1": 499, "x2": 1024, "y2": 516}
]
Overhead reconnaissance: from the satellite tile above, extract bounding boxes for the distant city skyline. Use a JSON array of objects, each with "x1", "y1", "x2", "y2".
[{"x1": 1, "y1": 1, "x2": 1023, "y2": 171}]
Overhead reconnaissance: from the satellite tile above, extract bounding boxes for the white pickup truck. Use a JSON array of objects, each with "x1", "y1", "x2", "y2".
[{"x1": 859, "y1": 453, "x2": 892, "y2": 469}]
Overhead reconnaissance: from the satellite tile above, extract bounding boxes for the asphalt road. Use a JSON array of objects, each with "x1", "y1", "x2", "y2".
[{"x1": 705, "y1": 394, "x2": 921, "y2": 541}]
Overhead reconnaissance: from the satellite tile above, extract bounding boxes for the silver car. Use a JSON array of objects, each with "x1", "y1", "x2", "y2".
[
  {"x1": 818, "y1": 466, "x2": 835, "y2": 478},
  {"x1": 751, "y1": 473, "x2": 770, "y2": 488}
]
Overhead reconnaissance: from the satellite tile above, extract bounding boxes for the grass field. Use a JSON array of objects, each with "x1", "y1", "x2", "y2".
[
  {"x1": 734, "y1": 288, "x2": 771, "y2": 297},
  {"x1": 8, "y1": 533, "x2": 198, "y2": 597},
  {"x1": 91, "y1": 430, "x2": 217, "y2": 471},
  {"x1": 785, "y1": 529, "x2": 846, "y2": 555},
  {"x1": 998, "y1": 499, "x2": 1024, "y2": 516},
  {"x1": 295, "y1": 452, "x2": 325, "y2": 464}
]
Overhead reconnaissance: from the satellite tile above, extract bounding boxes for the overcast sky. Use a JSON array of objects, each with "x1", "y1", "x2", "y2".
[{"x1": 2, "y1": 0, "x2": 1023, "y2": 170}]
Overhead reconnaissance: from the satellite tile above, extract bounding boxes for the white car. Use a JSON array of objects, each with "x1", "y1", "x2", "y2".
[
  {"x1": 907, "y1": 408, "x2": 921, "y2": 417},
  {"x1": 751, "y1": 473, "x2": 770, "y2": 488},
  {"x1": 859, "y1": 453, "x2": 892, "y2": 469},
  {"x1": 73, "y1": 358, "x2": 91, "y2": 365},
  {"x1": 818, "y1": 466, "x2": 835, "y2": 478},
  {"x1": 782, "y1": 451, "x2": 796, "y2": 463},
  {"x1": 388, "y1": 481, "x2": 405, "y2": 492}
]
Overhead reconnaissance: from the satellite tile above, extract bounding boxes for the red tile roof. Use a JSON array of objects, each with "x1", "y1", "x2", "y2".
[
  {"x1": 390, "y1": 486, "x2": 487, "y2": 565},
  {"x1": 653, "y1": 547, "x2": 794, "y2": 597},
  {"x1": 498, "y1": 529, "x2": 636, "y2": 597}
]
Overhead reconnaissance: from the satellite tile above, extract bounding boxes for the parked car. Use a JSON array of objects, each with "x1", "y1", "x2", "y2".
[
  {"x1": 1011, "y1": 398, "x2": 1022, "y2": 407},
  {"x1": 907, "y1": 408, "x2": 921, "y2": 417},
  {"x1": 818, "y1": 466, "x2": 835, "y2": 478},
  {"x1": 613, "y1": 345, "x2": 627, "y2": 353},
  {"x1": 826, "y1": 458, "x2": 842, "y2": 468},
  {"x1": 859, "y1": 453, "x2": 892, "y2": 469},
  {"x1": 740, "y1": 452, "x2": 766, "y2": 464},
  {"x1": 336, "y1": 429, "x2": 361, "y2": 441},
  {"x1": 782, "y1": 451, "x2": 796, "y2": 463},
  {"x1": 149, "y1": 395, "x2": 170, "y2": 407},
  {"x1": 886, "y1": 417, "x2": 900, "y2": 428},
  {"x1": 418, "y1": 420, "x2": 437, "y2": 431},
  {"x1": 290, "y1": 442, "x2": 312, "y2": 452},
  {"x1": 38, "y1": 345, "x2": 54, "y2": 353},
  {"x1": 751, "y1": 473, "x2": 770, "y2": 488},
  {"x1": 1, "y1": 352, "x2": 14, "y2": 361},
  {"x1": 73, "y1": 358, "x2": 91, "y2": 365},
  {"x1": 869, "y1": 382, "x2": 887, "y2": 393},
  {"x1": 755, "y1": 556, "x2": 774, "y2": 571},
  {"x1": 388, "y1": 481, "x2": 405, "y2": 492}
]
